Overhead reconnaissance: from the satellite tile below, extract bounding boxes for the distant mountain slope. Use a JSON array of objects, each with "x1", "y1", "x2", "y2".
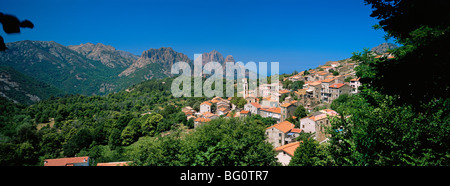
[
  {"x1": 0, "y1": 40, "x2": 126, "y2": 95},
  {"x1": 68, "y1": 42, "x2": 138, "y2": 68},
  {"x1": 0, "y1": 66, "x2": 64, "y2": 104},
  {"x1": 371, "y1": 43, "x2": 399, "y2": 54},
  {"x1": 0, "y1": 40, "x2": 245, "y2": 98},
  {"x1": 119, "y1": 47, "x2": 191, "y2": 80}
]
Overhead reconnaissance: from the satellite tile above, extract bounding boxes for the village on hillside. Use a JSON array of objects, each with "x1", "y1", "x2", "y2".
[
  {"x1": 42, "y1": 58, "x2": 365, "y2": 166},
  {"x1": 180, "y1": 59, "x2": 363, "y2": 166}
]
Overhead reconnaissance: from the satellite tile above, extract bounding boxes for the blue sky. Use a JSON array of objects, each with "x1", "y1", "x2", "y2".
[{"x1": 1, "y1": 0, "x2": 391, "y2": 74}]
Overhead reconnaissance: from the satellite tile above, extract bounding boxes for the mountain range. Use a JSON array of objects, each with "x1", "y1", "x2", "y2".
[
  {"x1": 0, "y1": 40, "x2": 236, "y2": 104},
  {"x1": 0, "y1": 40, "x2": 395, "y2": 104}
]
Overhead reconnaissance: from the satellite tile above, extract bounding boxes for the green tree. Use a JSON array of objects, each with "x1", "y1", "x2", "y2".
[
  {"x1": 108, "y1": 128, "x2": 122, "y2": 149},
  {"x1": 290, "y1": 137, "x2": 333, "y2": 166},
  {"x1": 121, "y1": 125, "x2": 138, "y2": 146},
  {"x1": 141, "y1": 114, "x2": 163, "y2": 136},
  {"x1": 63, "y1": 128, "x2": 92, "y2": 156},
  {"x1": 289, "y1": 139, "x2": 318, "y2": 166},
  {"x1": 358, "y1": 0, "x2": 450, "y2": 109},
  {"x1": 291, "y1": 81, "x2": 304, "y2": 91},
  {"x1": 179, "y1": 117, "x2": 278, "y2": 166},
  {"x1": 186, "y1": 118, "x2": 194, "y2": 129},
  {"x1": 293, "y1": 105, "x2": 307, "y2": 119}
]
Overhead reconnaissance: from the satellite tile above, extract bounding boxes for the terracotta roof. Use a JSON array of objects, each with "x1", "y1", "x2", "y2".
[
  {"x1": 329, "y1": 83, "x2": 345, "y2": 89},
  {"x1": 211, "y1": 97, "x2": 223, "y2": 103},
  {"x1": 201, "y1": 101, "x2": 212, "y2": 106},
  {"x1": 322, "y1": 78, "x2": 335, "y2": 83},
  {"x1": 260, "y1": 107, "x2": 281, "y2": 114},
  {"x1": 266, "y1": 121, "x2": 295, "y2": 133},
  {"x1": 201, "y1": 112, "x2": 217, "y2": 118},
  {"x1": 321, "y1": 109, "x2": 338, "y2": 115},
  {"x1": 194, "y1": 118, "x2": 211, "y2": 123},
  {"x1": 280, "y1": 102, "x2": 292, "y2": 108},
  {"x1": 350, "y1": 78, "x2": 360, "y2": 82},
  {"x1": 97, "y1": 161, "x2": 131, "y2": 166},
  {"x1": 275, "y1": 141, "x2": 301, "y2": 157},
  {"x1": 317, "y1": 71, "x2": 328, "y2": 75},
  {"x1": 290, "y1": 128, "x2": 302, "y2": 133},
  {"x1": 321, "y1": 66, "x2": 332, "y2": 69},
  {"x1": 308, "y1": 81, "x2": 322, "y2": 86},
  {"x1": 309, "y1": 113, "x2": 328, "y2": 121},
  {"x1": 44, "y1": 156, "x2": 89, "y2": 166},
  {"x1": 279, "y1": 89, "x2": 290, "y2": 94},
  {"x1": 250, "y1": 102, "x2": 261, "y2": 108},
  {"x1": 240, "y1": 110, "x2": 249, "y2": 114},
  {"x1": 309, "y1": 109, "x2": 338, "y2": 121}
]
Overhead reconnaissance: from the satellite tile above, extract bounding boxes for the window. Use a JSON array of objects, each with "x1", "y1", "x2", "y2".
[
  {"x1": 302, "y1": 125, "x2": 305, "y2": 128},
  {"x1": 279, "y1": 133, "x2": 282, "y2": 137}
]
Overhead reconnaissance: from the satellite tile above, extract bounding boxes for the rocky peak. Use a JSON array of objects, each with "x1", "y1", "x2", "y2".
[
  {"x1": 68, "y1": 42, "x2": 136, "y2": 68},
  {"x1": 202, "y1": 50, "x2": 224, "y2": 65},
  {"x1": 225, "y1": 55, "x2": 235, "y2": 62},
  {"x1": 118, "y1": 47, "x2": 191, "y2": 77}
]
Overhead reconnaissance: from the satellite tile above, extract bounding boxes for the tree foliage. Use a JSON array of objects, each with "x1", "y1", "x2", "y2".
[
  {"x1": 359, "y1": 0, "x2": 450, "y2": 109},
  {"x1": 128, "y1": 117, "x2": 279, "y2": 166}
]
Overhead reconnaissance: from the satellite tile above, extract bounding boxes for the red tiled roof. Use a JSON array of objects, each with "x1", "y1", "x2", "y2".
[
  {"x1": 240, "y1": 110, "x2": 249, "y2": 114},
  {"x1": 97, "y1": 161, "x2": 131, "y2": 166},
  {"x1": 201, "y1": 101, "x2": 212, "y2": 106},
  {"x1": 322, "y1": 78, "x2": 335, "y2": 83},
  {"x1": 308, "y1": 80, "x2": 322, "y2": 86},
  {"x1": 266, "y1": 121, "x2": 295, "y2": 133},
  {"x1": 260, "y1": 107, "x2": 281, "y2": 114},
  {"x1": 44, "y1": 156, "x2": 89, "y2": 166},
  {"x1": 290, "y1": 128, "x2": 302, "y2": 133},
  {"x1": 250, "y1": 102, "x2": 261, "y2": 108},
  {"x1": 329, "y1": 83, "x2": 345, "y2": 89},
  {"x1": 280, "y1": 102, "x2": 294, "y2": 108},
  {"x1": 194, "y1": 118, "x2": 211, "y2": 123},
  {"x1": 275, "y1": 141, "x2": 301, "y2": 157}
]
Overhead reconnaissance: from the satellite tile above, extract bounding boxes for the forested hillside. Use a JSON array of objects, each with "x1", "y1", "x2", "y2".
[{"x1": 0, "y1": 76, "x2": 278, "y2": 166}]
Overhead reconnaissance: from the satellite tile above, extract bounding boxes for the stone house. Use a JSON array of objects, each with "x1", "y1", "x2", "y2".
[
  {"x1": 194, "y1": 118, "x2": 211, "y2": 128},
  {"x1": 303, "y1": 81, "x2": 322, "y2": 110},
  {"x1": 244, "y1": 102, "x2": 261, "y2": 115},
  {"x1": 275, "y1": 141, "x2": 300, "y2": 166},
  {"x1": 280, "y1": 102, "x2": 296, "y2": 122},
  {"x1": 240, "y1": 110, "x2": 250, "y2": 117},
  {"x1": 299, "y1": 116, "x2": 316, "y2": 134},
  {"x1": 320, "y1": 78, "x2": 335, "y2": 103},
  {"x1": 299, "y1": 109, "x2": 338, "y2": 142},
  {"x1": 329, "y1": 83, "x2": 352, "y2": 102},
  {"x1": 265, "y1": 121, "x2": 295, "y2": 148},
  {"x1": 200, "y1": 101, "x2": 211, "y2": 114},
  {"x1": 260, "y1": 107, "x2": 281, "y2": 122},
  {"x1": 350, "y1": 78, "x2": 361, "y2": 94}
]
